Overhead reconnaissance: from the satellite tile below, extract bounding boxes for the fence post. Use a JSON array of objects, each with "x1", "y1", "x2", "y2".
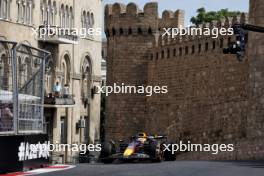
[{"x1": 11, "y1": 43, "x2": 18, "y2": 134}]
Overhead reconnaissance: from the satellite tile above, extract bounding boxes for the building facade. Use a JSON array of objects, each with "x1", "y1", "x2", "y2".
[
  {"x1": 101, "y1": 38, "x2": 107, "y2": 86},
  {"x1": 105, "y1": 0, "x2": 264, "y2": 160},
  {"x1": 0, "y1": 0, "x2": 102, "y2": 163}
]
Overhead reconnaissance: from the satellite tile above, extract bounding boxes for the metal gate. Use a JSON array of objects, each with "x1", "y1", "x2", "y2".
[{"x1": 0, "y1": 40, "x2": 50, "y2": 135}]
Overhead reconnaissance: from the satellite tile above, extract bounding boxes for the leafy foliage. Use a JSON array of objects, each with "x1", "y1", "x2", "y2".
[{"x1": 190, "y1": 8, "x2": 242, "y2": 25}]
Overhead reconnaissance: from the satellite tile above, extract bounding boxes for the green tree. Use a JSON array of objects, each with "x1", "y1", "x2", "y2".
[{"x1": 191, "y1": 7, "x2": 242, "y2": 26}]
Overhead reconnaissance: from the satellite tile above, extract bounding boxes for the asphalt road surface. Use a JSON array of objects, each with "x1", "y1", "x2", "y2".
[{"x1": 40, "y1": 161, "x2": 264, "y2": 176}]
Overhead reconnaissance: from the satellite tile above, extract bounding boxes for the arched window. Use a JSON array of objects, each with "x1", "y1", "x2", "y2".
[
  {"x1": 119, "y1": 28, "x2": 123, "y2": 35},
  {"x1": 81, "y1": 56, "x2": 92, "y2": 99},
  {"x1": 137, "y1": 27, "x2": 142, "y2": 35},
  {"x1": 128, "y1": 27, "x2": 132, "y2": 35},
  {"x1": 82, "y1": 11, "x2": 86, "y2": 28},
  {"x1": 0, "y1": 42, "x2": 10, "y2": 90},
  {"x1": 17, "y1": 54, "x2": 32, "y2": 89},
  {"x1": 112, "y1": 28, "x2": 116, "y2": 36},
  {"x1": 69, "y1": 7, "x2": 73, "y2": 28},
  {"x1": 22, "y1": 0, "x2": 26, "y2": 23},
  {"x1": 148, "y1": 27, "x2": 152, "y2": 35},
  {"x1": 179, "y1": 47, "x2": 182, "y2": 56},
  {"x1": 1, "y1": 0, "x2": 7, "y2": 19},
  {"x1": 0, "y1": 54, "x2": 9, "y2": 90},
  {"x1": 60, "y1": 4, "x2": 65, "y2": 27},
  {"x1": 17, "y1": 0, "x2": 21, "y2": 22},
  {"x1": 161, "y1": 50, "x2": 164, "y2": 58},
  {"x1": 205, "y1": 42, "x2": 209, "y2": 51},
  {"x1": 185, "y1": 46, "x2": 188, "y2": 55},
  {"x1": 192, "y1": 45, "x2": 195, "y2": 54},
  {"x1": 47, "y1": 0, "x2": 51, "y2": 25},
  {"x1": 40, "y1": 0, "x2": 46, "y2": 23},
  {"x1": 167, "y1": 48, "x2": 170, "y2": 58},
  {"x1": 65, "y1": 5, "x2": 69, "y2": 28},
  {"x1": 198, "y1": 44, "x2": 202, "y2": 53},
  {"x1": 86, "y1": 11, "x2": 90, "y2": 28},
  {"x1": 0, "y1": 0, "x2": 2, "y2": 18},
  {"x1": 52, "y1": 1, "x2": 56, "y2": 25},
  {"x1": 61, "y1": 54, "x2": 71, "y2": 85},
  {"x1": 0, "y1": 0, "x2": 11, "y2": 19},
  {"x1": 7, "y1": 0, "x2": 11, "y2": 19},
  {"x1": 90, "y1": 12, "x2": 94, "y2": 27},
  {"x1": 45, "y1": 57, "x2": 54, "y2": 93},
  {"x1": 173, "y1": 48, "x2": 176, "y2": 56},
  {"x1": 28, "y1": 0, "x2": 33, "y2": 25}
]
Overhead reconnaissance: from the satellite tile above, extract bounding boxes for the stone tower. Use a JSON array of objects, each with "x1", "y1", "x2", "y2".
[
  {"x1": 247, "y1": 0, "x2": 264, "y2": 141},
  {"x1": 104, "y1": 2, "x2": 157, "y2": 141},
  {"x1": 104, "y1": 2, "x2": 185, "y2": 141}
]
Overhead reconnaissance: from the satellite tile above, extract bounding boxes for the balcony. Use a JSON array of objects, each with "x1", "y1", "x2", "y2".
[
  {"x1": 44, "y1": 93, "x2": 75, "y2": 108},
  {"x1": 38, "y1": 25, "x2": 78, "y2": 45}
]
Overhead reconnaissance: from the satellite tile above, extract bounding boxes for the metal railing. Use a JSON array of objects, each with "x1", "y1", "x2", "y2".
[
  {"x1": 38, "y1": 25, "x2": 79, "y2": 44},
  {"x1": 44, "y1": 93, "x2": 75, "y2": 105},
  {"x1": 0, "y1": 40, "x2": 50, "y2": 135}
]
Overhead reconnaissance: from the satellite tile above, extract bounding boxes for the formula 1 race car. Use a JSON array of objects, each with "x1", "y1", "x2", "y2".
[{"x1": 100, "y1": 132, "x2": 176, "y2": 163}]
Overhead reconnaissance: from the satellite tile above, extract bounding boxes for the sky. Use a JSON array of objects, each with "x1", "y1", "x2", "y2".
[{"x1": 102, "y1": 0, "x2": 249, "y2": 26}]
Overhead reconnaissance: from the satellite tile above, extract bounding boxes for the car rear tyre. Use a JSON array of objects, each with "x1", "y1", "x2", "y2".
[
  {"x1": 149, "y1": 141, "x2": 163, "y2": 162},
  {"x1": 100, "y1": 141, "x2": 116, "y2": 164}
]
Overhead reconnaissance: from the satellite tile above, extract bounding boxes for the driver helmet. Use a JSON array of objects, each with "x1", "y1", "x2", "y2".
[{"x1": 137, "y1": 132, "x2": 147, "y2": 143}]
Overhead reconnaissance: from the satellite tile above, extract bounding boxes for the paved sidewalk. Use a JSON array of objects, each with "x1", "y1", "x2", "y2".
[{"x1": 0, "y1": 165, "x2": 75, "y2": 176}]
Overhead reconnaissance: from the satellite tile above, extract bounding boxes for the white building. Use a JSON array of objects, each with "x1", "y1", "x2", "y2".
[{"x1": 0, "y1": 0, "x2": 102, "y2": 164}]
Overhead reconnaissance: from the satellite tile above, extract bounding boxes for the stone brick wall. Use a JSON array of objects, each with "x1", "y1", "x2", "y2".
[
  {"x1": 104, "y1": 2, "x2": 158, "y2": 141},
  {"x1": 105, "y1": 0, "x2": 264, "y2": 160},
  {"x1": 176, "y1": 138, "x2": 264, "y2": 160},
  {"x1": 247, "y1": 0, "x2": 264, "y2": 139},
  {"x1": 147, "y1": 34, "x2": 249, "y2": 145}
]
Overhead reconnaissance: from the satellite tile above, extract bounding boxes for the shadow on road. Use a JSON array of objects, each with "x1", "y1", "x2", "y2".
[{"x1": 225, "y1": 161, "x2": 264, "y2": 169}]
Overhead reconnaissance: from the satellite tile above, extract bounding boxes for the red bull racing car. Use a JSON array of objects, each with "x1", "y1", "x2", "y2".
[{"x1": 100, "y1": 132, "x2": 176, "y2": 163}]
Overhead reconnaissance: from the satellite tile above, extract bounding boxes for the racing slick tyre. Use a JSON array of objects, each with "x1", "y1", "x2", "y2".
[
  {"x1": 100, "y1": 141, "x2": 116, "y2": 164},
  {"x1": 163, "y1": 143, "x2": 176, "y2": 161},
  {"x1": 149, "y1": 141, "x2": 164, "y2": 162}
]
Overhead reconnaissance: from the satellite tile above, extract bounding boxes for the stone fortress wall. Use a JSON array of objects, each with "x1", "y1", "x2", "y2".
[{"x1": 105, "y1": 0, "x2": 264, "y2": 160}]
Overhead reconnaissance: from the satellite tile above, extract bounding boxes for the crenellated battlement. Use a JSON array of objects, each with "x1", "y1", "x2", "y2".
[
  {"x1": 159, "y1": 10, "x2": 185, "y2": 29},
  {"x1": 104, "y1": 2, "x2": 248, "y2": 63},
  {"x1": 149, "y1": 13, "x2": 249, "y2": 61},
  {"x1": 105, "y1": 2, "x2": 185, "y2": 37},
  {"x1": 105, "y1": 2, "x2": 158, "y2": 34},
  {"x1": 105, "y1": 2, "x2": 156, "y2": 17}
]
